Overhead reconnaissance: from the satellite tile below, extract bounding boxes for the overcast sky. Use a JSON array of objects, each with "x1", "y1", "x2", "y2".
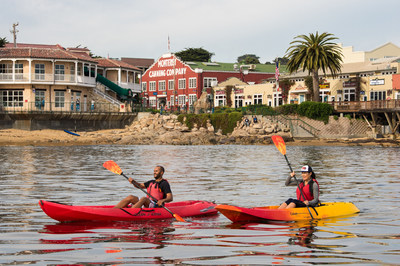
[{"x1": 1, "y1": 0, "x2": 399, "y2": 63}]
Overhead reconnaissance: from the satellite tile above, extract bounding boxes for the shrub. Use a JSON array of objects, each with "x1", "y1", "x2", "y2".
[
  {"x1": 275, "y1": 104, "x2": 298, "y2": 115},
  {"x1": 297, "y1": 102, "x2": 333, "y2": 123},
  {"x1": 178, "y1": 112, "x2": 243, "y2": 135},
  {"x1": 243, "y1": 104, "x2": 276, "y2": 116}
]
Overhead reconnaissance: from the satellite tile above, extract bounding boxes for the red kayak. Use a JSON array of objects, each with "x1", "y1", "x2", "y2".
[{"x1": 39, "y1": 200, "x2": 218, "y2": 222}]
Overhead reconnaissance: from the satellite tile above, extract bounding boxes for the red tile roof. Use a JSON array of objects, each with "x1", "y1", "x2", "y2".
[
  {"x1": 96, "y1": 58, "x2": 141, "y2": 71},
  {"x1": 0, "y1": 46, "x2": 97, "y2": 63},
  {"x1": 121, "y1": 57, "x2": 155, "y2": 68},
  {"x1": 4, "y1": 43, "x2": 62, "y2": 49}
]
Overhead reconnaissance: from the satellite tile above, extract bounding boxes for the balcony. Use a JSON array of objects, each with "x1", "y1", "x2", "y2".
[{"x1": 0, "y1": 73, "x2": 96, "y2": 86}]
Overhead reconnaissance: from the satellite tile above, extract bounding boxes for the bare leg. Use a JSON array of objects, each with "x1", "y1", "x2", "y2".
[
  {"x1": 286, "y1": 202, "x2": 296, "y2": 209},
  {"x1": 131, "y1": 197, "x2": 151, "y2": 208},
  {"x1": 278, "y1": 203, "x2": 288, "y2": 209},
  {"x1": 114, "y1": 195, "x2": 139, "y2": 208}
]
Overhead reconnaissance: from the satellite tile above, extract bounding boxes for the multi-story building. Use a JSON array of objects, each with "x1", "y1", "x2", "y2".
[
  {"x1": 141, "y1": 53, "x2": 275, "y2": 110},
  {"x1": 0, "y1": 43, "x2": 141, "y2": 113}
]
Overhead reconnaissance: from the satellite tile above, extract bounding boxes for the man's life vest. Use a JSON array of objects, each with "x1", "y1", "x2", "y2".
[
  {"x1": 296, "y1": 179, "x2": 319, "y2": 201},
  {"x1": 147, "y1": 180, "x2": 167, "y2": 201}
]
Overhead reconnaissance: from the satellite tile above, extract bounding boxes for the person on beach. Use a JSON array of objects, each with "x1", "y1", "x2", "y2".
[
  {"x1": 278, "y1": 165, "x2": 319, "y2": 209},
  {"x1": 244, "y1": 117, "x2": 250, "y2": 127},
  {"x1": 114, "y1": 165, "x2": 173, "y2": 209}
]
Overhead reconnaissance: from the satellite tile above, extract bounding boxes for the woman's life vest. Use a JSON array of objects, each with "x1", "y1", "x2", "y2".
[
  {"x1": 147, "y1": 180, "x2": 166, "y2": 201},
  {"x1": 296, "y1": 179, "x2": 319, "y2": 201}
]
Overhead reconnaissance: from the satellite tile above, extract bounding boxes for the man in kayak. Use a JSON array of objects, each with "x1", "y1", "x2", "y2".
[
  {"x1": 278, "y1": 165, "x2": 319, "y2": 209},
  {"x1": 114, "y1": 165, "x2": 173, "y2": 208}
]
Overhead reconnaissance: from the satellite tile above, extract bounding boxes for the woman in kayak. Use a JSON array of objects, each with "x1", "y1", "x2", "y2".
[
  {"x1": 114, "y1": 165, "x2": 173, "y2": 209},
  {"x1": 278, "y1": 165, "x2": 319, "y2": 209}
]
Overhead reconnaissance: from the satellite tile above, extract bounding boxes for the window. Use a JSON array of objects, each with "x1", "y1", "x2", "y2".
[
  {"x1": 188, "y1": 94, "x2": 197, "y2": 105},
  {"x1": 77, "y1": 66, "x2": 82, "y2": 76},
  {"x1": 159, "y1": 80, "x2": 166, "y2": 91},
  {"x1": 0, "y1": 90, "x2": 24, "y2": 107},
  {"x1": 142, "y1": 82, "x2": 147, "y2": 92},
  {"x1": 178, "y1": 95, "x2": 186, "y2": 105},
  {"x1": 235, "y1": 95, "x2": 243, "y2": 108},
  {"x1": 55, "y1": 64, "x2": 65, "y2": 81},
  {"x1": 149, "y1": 98, "x2": 157, "y2": 107},
  {"x1": 253, "y1": 94, "x2": 262, "y2": 105},
  {"x1": 35, "y1": 64, "x2": 45, "y2": 80},
  {"x1": 149, "y1": 81, "x2": 156, "y2": 91},
  {"x1": 168, "y1": 80, "x2": 174, "y2": 90},
  {"x1": 370, "y1": 91, "x2": 386, "y2": 101},
  {"x1": 189, "y1": 78, "x2": 197, "y2": 88},
  {"x1": 35, "y1": 90, "x2": 45, "y2": 109},
  {"x1": 216, "y1": 95, "x2": 226, "y2": 107},
  {"x1": 204, "y1": 77, "x2": 217, "y2": 88},
  {"x1": 344, "y1": 88, "x2": 356, "y2": 101},
  {"x1": 0, "y1": 63, "x2": 13, "y2": 80},
  {"x1": 70, "y1": 65, "x2": 75, "y2": 81},
  {"x1": 15, "y1": 63, "x2": 23, "y2": 80},
  {"x1": 55, "y1": 91, "x2": 65, "y2": 108},
  {"x1": 339, "y1": 74, "x2": 349, "y2": 79},
  {"x1": 178, "y1": 79, "x2": 186, "y2": 89}
]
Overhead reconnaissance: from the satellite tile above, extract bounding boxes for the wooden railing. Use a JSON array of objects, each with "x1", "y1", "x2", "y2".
[{"x1": 332, "y1": 99, "x2": 400, "y2": 112}]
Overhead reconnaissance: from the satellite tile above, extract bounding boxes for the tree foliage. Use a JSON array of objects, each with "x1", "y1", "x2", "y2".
[
  {"x1": 175, "y1": 47, "x2": 214, "y2": 62},
  {"x1": 237, "y1": 54, "x2": 260, "y2": 64},
  {"x1": 285, "y1": 32, "x2": 343, "y2": 102},
  {"x1": 0, "y1": 37, "x2": 8, "y2": 47},
  {"x1": 265, "y1": 57, "x2": 289, "y2": 65}
]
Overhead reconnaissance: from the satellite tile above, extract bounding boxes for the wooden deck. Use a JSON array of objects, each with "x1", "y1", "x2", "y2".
[{"x1": 332, "y1": 99, "x2": 400, "y2": 113}]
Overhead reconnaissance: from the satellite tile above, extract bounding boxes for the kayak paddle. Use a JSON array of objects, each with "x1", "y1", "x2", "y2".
[
  {"x1": 103, "y1": 160, "x2": 187, "y2": 222},
  {"x1": 271, "y1": 135, "x2": 314, "y2": 219}
]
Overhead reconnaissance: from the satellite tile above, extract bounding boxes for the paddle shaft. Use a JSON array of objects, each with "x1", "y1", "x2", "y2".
[
  {"x1": 121, "y1": 172, "x2": 177, "y2": 218},
  {"x1": 283, "y1": 154, "x2": 314, "y2": 219}
]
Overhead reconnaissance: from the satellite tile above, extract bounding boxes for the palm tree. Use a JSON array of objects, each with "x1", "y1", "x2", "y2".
[
  {"x1": 285, "y1": 32, "x2": 343, "y2": 102},
  {"x1": 0, "y1": 37, "x2": 8, "y2": 47}
]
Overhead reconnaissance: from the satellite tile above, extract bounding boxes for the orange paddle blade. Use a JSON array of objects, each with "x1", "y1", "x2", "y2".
[
  {"x1": 271, "y1": 135, "x2": 286, "y2": 155},
  {"x1": 103, "y1": 160, "x2": 123, "y2": 175},
  {"x1": 173, "y1": 213, "x2": 187, "y2": 222}
]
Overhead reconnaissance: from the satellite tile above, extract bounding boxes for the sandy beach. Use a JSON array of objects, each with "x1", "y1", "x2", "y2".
[{"x1": 0, "y1": 128, "x2": 399, "y2": 147}]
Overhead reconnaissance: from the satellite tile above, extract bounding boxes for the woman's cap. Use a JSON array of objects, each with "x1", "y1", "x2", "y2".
[{"x1": 301, "y1": 165, "x2": 313, "y2": 173}]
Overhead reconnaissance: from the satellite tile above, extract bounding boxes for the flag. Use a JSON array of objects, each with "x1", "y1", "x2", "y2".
[{"x1": 275, "y1": 60, "x2": 280, "y2": 82}]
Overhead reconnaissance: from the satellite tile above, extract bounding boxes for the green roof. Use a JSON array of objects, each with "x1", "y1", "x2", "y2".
[{"x1": 184, "y1": 61, "x2": 287, "y2": 73}]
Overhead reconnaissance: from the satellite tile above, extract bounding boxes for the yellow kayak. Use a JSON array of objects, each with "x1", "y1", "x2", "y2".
[{"x1": 215, "y1": 202, "x2": 360, "y2": 222}]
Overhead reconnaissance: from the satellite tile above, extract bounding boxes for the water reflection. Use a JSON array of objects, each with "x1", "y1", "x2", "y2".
[{"x1": 0, "y1": 145, "x2": 399, "y2": 265}]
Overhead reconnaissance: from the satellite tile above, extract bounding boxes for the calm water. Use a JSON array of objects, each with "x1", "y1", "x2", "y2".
[{"x1": 0, "y1": 144, "x2": 399, "y2": 265}]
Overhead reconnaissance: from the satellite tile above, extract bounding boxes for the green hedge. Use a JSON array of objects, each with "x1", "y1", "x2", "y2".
[
  {"x1": 296, "y1": 102, "x2": 333, "y2": 123},
  {"x1": 241, "y1": 104, "x2": 276, "y2": 116},
  {"x1": 275, "y1": 104, "x2": 298, "y2": 115},
  {"x1": 178, "y1": 112, "x2": 243, "y2": 135}
]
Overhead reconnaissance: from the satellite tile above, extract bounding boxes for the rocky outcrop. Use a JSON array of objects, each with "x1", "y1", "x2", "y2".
[{"x1": 108, "y1": 113, "x2": 292, "y2": 145}]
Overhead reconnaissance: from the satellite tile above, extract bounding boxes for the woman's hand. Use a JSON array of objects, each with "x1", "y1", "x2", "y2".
[
  {"x1": 290, "y1": 171, "x2": 296, "y2": 177},
  {"x1": 304, "y1": 200, "x2": 309, "y2": 206}
]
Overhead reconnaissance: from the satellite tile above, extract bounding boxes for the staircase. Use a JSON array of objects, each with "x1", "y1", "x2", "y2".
[
  {"x1": 262, "y1": 115, "x2": 320, "y2": 138},
  {"x1": 94, "y1": 84, "x2": 122, "y2": 107}
]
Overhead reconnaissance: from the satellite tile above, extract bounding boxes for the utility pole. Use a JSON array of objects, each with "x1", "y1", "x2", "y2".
[{"x1": 10, "y1": 22, "x2": 19, "y2": 48}]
